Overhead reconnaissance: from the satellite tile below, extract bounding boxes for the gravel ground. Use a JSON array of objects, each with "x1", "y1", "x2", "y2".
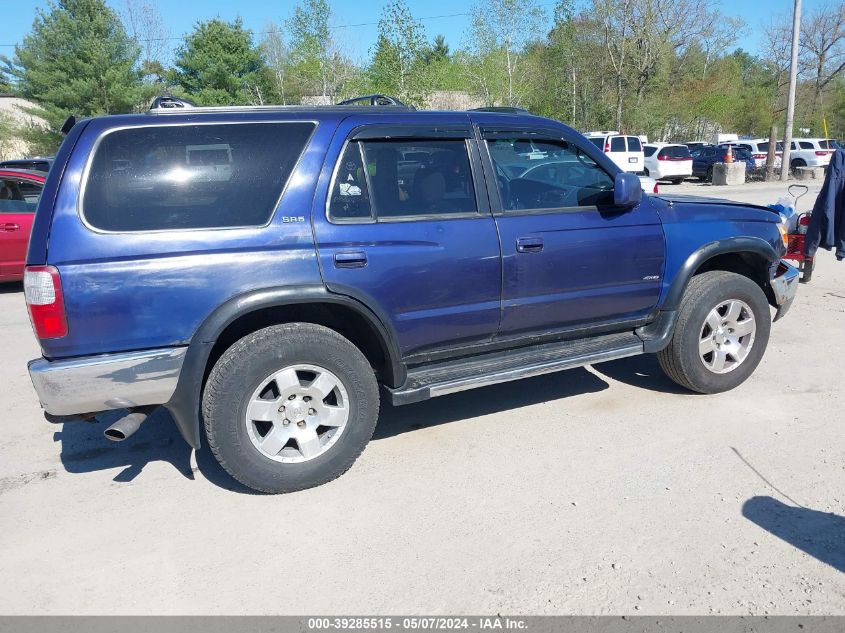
[{"x1": 0, "y1": 180, "x2": 843, "y2": 615}]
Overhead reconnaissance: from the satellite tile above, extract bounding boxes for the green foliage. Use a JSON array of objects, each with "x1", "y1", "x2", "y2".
[
  {"x1": 3, "y1": 0, "x2": 140, "y2": 147},
  {"x1": 172, "y1": 18, "x2": 271, "y2": 105},
  {"x1": 367, "y1": 0, "x2": 431, "y2": 106}
]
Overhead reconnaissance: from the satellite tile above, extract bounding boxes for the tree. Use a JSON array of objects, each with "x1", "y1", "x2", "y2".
[
  {"x1": 261, "y1": 25, "x2": 291, "y2": 104},
  {"x1": 465, "y1": 0, "x2": 545, "y2": 107},
  {"x1": 3, "y1": 0, "x2": 140, "y2": 141},
  {"x1": 286, "y1": 0, "x2": 353, "y2": 100},
  {"x1": 120, "y1": 0, "x2": 169, "y2": 81},
  {"x1": 172, "y1": 18, "x2": 271, "y2": 105},
  {"x1": 425, "y1": 35, "x2": 450, "y2": 64},
  {"x1": 367, "y1": 0, "x2": 431, "y2": 106}
]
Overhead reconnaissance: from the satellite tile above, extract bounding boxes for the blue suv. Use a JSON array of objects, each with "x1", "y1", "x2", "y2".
[{"x1": 25, "y1": 97, "x2": 798, "y2": 493}]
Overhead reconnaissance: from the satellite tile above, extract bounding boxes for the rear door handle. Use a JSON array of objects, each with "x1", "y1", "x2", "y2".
[
  {"x1": 2, "y1": 223, "x2": 20, "y2": 232},
  {"x1": 333, "y1": 251, "x2": 368, "y2": 268},
  {"x1": 516, "y1": 237, "x2": 544, "y2": 253}
]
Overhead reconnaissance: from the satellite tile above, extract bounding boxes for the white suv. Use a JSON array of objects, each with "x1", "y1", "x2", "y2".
[
  {"x1": 788, "y1": 138, "x2": 837, "y2": 170},
  {"x1": 643, "y1": 143, "x2": 693, "y2": 183},
  {"x1": 586, "y1": 132, "x2": 644, "y2": 173},
  {"x1": 726, "y1": 140, "x2": 783, "y2": 169}
]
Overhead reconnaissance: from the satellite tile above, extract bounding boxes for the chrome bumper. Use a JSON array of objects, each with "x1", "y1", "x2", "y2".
[
  {"x1": 770, "y1": 260, "x2": 799, "y2": 322},
  {"x1": 28, "y1": 347, "x2": 187, "y2": 416}
]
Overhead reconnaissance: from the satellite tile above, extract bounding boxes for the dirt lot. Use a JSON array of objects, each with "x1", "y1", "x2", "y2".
[{"x1": 1, "y1": 180, "x2": 843, "y2": 615}]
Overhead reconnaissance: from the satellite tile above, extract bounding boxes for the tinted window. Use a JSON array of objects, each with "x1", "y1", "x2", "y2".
[
  {"x1": 643, "y1": 146, "x2": 657, "y2": 157},
  {"x1": 659, "y1": 145, "x2": 691, "y2": 159},
  {"x1": 83, "y1": 122, "x2": 314, "y2": 231},
  {"x1": 610, "y1": 137, "x2": 626, "y2": 152},
  {"x1": 627, "y1": 137, "x2": 642, "y2": 151},
  {"x1": 0, "y1": 177, "x2": 41, "y2": 213},
  {"x1": 820, "y1": 140, "x2": 837, "y2": 149},
  {"x1": 588, "y1": 137, "x2": 604, "y2": 149},
  {"x1": 799, "y1": 141, "x2": 814, "y2": 149},
  {"x1": 331, "y1": 138, "x2": 477, "y2": 220},
  {"x1": 328, "y1": 142, "x2": 373, "y2": 221},
  {"x1": 487, "y1": 138, "x2": 614, "y2": 210}
]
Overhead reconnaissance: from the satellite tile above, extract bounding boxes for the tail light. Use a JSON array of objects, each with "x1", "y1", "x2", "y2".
[
  {"x1": 652, "y1": 182, "x2": 659, "y2": 194},
  {"x1": 604, "y1": 142, "x2": 610, "y2": 153},
  {"x1": 24, "y1": 265, "x2": 68, "y2": 339},
  {"x1": 657, "y1": 154, "x2": 666, "y2": 160},
  {"x1": 797, "y1": 214, "x2": 811, "y2": 235},
  {"x1": 815, "y1": 150, "x2": 827, "y2": 156},
  {"x1": 753, "y1": 153, "x2": 766, "y2": 160}
]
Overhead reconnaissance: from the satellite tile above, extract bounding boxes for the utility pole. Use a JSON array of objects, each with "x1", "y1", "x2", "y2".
[{"x1": 781, "y1": 0, "x2": 801, "y2": 181}]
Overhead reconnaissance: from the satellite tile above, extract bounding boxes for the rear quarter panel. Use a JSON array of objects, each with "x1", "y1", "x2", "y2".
[{"x1": 40, "y1": 112, "x2": 337, "y2": 359}]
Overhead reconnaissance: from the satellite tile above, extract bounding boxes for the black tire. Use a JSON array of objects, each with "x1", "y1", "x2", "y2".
[
  {"x1": 203, "y1": 323, "x2": 379, "y2": 493},
  {"x1": 657, "y1": 271, "x2": 771, "y2": 394},
  {"x1": 705, "y1": 166, "x2": 714, "y2": 182},
  {"x1": 791, "y1": 159, "x2": 806, "y2": 172},
  {"x1": 672, "y1": 177, "x2": 685, "y2": 185},
  {"x1": 644, "y1": 168, "x2": 650, "y2": 176}
]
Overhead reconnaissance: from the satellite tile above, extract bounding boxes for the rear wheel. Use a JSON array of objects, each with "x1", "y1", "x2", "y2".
[
  {"x1": 705, "y1": 166, "x2": 714, "y2": 182},
  {"x1": 658, "y1": 271, "x2": 771, "y2": 394},
  {"x1": 791, "y1": 158, "x2": 806, "y2": 173},
  {"x1": 203, "y1": 323, "x2": 380, "y2": 493}
]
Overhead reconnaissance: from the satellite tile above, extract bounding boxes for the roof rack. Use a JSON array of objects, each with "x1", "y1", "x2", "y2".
[
  {"x1": 337, "y1": 94, "x2": 413, "y2": 109},
  {"x1": 469, "y1": 106, "x2": 529, "y2": 114},
  {"x1": 149, "y1": 96, "x2": 197, "y2": 110}
]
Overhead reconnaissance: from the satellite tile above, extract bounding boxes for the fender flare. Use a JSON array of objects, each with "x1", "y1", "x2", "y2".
[
  {"x1": 638, "y1": 237, "x2": 780, "y2": 353},
  {"x1": 662, "y1": 237, "x2": 779, "y2": 311},
  {"x1": 165, "y1": 284, "x2": 404, "y2": 448}
]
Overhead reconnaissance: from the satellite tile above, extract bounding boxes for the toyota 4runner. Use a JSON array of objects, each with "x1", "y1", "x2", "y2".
[{"x1": 25, "y1": 96, "x2": 799, "y2": 493}]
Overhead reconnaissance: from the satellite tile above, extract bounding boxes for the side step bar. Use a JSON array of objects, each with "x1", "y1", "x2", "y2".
[{"x1": 388, "y1": 332, "x2": 643, "y2": 405}]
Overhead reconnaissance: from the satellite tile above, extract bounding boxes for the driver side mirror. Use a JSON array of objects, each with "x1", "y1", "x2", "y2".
[{"x1": 614, "y1": 172, "x2": 642, "y2": 207}]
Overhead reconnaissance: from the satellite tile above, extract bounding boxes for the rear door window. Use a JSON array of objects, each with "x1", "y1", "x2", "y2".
[
  {"x1": 83, "y1": 122, "x2": 315, "y2": 231},
  {"x1": 329, "y1": 138, "x2": 477, "y2": 221},
  {"x1": 643, "y1": 146, "x2": 657, "y2": 157},
  {"x1": 610, "y1": 137, "x2": 626, "y2": 152},
  {"x1": 588, "y1": 137, "x2": 604, "y2": 149},
  {"x1": 627, "y1": 137, "x2": 642, "y2": 152},
  {"x1": 799, "y1": 141, "x2": 814, "y2": 150}
]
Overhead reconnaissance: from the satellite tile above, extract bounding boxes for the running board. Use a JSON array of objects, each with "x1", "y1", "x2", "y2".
[{"x1": 388, "y1": 332, "x2": 643, "y2": 405}]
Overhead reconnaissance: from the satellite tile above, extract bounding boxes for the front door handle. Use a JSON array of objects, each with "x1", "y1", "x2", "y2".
[
  {"x1": 516, "y1": 237, "x2": 544, "y2": 253},
  {"x1": 2, "y1": 223, "x2": 20, "y2": 232},
  {"x1": 334, "y1": 251, "x2": 368, "y2": 268}
]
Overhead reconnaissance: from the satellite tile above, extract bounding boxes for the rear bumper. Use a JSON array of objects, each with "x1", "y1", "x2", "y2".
[
  {"x1": 28, "y1": 347, "x2": 187, "y2": 416},
  {"x1": 770, "y1": 260, "x2": 799, "y2": 322}
]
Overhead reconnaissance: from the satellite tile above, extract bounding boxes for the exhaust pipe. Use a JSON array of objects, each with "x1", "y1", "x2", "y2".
[{"x1": 104, "y1": 407, "x2": 154, "y2": 442}]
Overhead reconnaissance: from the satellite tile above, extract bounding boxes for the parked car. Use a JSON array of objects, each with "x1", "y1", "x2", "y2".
[
  {"x1": 25, "y1": 97, "x2": 798, "y2": 493},
  {"x1": 585, "y1": 131, "x2": 644, "y2": 173},
  {"x1": 725, "y1": 140, "x2": 782, "y2": 170},
  {"x1": 787, "y1": 138, "x2": 837, "y2": 170},
  {"x1": 0, "y1": 157, "x2": 54, "y2": 173},
  {"x1": 643, "y1": 143, "x2": 693, "y2": 183},
  {"x1": 638, "y1": 174, "x2": 659, "y2": 195},
  {"x1": 691, "y1": 144, "x2": 755, "y2": 181},
  {"x1": 0, "y1": 168, "x2": 45, "y2": 282},
  {"x1": 683, "y1": 142, "x2": 707, "y2": 151}
]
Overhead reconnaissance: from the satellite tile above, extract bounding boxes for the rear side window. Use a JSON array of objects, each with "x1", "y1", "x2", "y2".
[
  {"x1": 820, "y1": 140, "x2": 836, "y2": 149},
  {"x1": 588, "y1": 137, "x2": 604, "y2": 149},
  {"x1": 799, "y1": 141, "x2": 814, "y2": 149},
  {"x1": 643, "y1": 146, "x2": 657, "y2": 157},
  {"x1": 83, "y1": 122, "x2": 314, "y2": 231},
  {"x1": 627, "y1": 137, "x2": 642, "y2": 151},
  {"x1": 610, "y1": 137, "x2": 626, "y2": 152}
]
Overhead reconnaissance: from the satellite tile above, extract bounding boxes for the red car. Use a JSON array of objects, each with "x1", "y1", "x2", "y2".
[{"x1": 0, "y1": 168, "x2": 45, "y2": 282}]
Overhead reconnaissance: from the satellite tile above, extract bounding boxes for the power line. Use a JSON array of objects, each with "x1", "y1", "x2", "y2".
[{"x1": 0, "y1": 3, "x2": 558, "y2": 48}]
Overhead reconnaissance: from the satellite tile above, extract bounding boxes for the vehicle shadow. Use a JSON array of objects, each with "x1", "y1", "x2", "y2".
[
  {"x1": 742, "y1": 496, "x2": 845, "y2": 573},
  {"x1": 0, "y1": 281, "x2": 23, "y2": 294},
  {"x1": 591, "y1": 353, "x2": 693, "y2": 395},
  {"x1": 54, "y1": 407, "x2": 255, "y2": 493},
  {"x1": 374, "y1": 367, "x2": 609, "y2": 440}
]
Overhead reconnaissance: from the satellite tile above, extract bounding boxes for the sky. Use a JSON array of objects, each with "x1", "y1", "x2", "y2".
[{"x1": 0, "y1": 0, "x2": 833, "y2": 65}]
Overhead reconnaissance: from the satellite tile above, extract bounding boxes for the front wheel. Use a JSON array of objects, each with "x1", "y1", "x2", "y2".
[
  {"x1": 203, "y1": 323, "x2": 380, "y2": 493},
  {"x1": 658, "y1": 271, "x2": 771, "y2": 394}
]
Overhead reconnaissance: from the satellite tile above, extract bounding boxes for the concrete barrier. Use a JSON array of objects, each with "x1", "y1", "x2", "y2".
[{"x1": 712, "y1": 162, "x2": 746, "y2": 185}]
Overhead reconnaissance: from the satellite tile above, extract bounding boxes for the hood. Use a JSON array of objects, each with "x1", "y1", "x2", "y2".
[{"x1": 655, "y1": 193, "x2": 782, "y2": 223}]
